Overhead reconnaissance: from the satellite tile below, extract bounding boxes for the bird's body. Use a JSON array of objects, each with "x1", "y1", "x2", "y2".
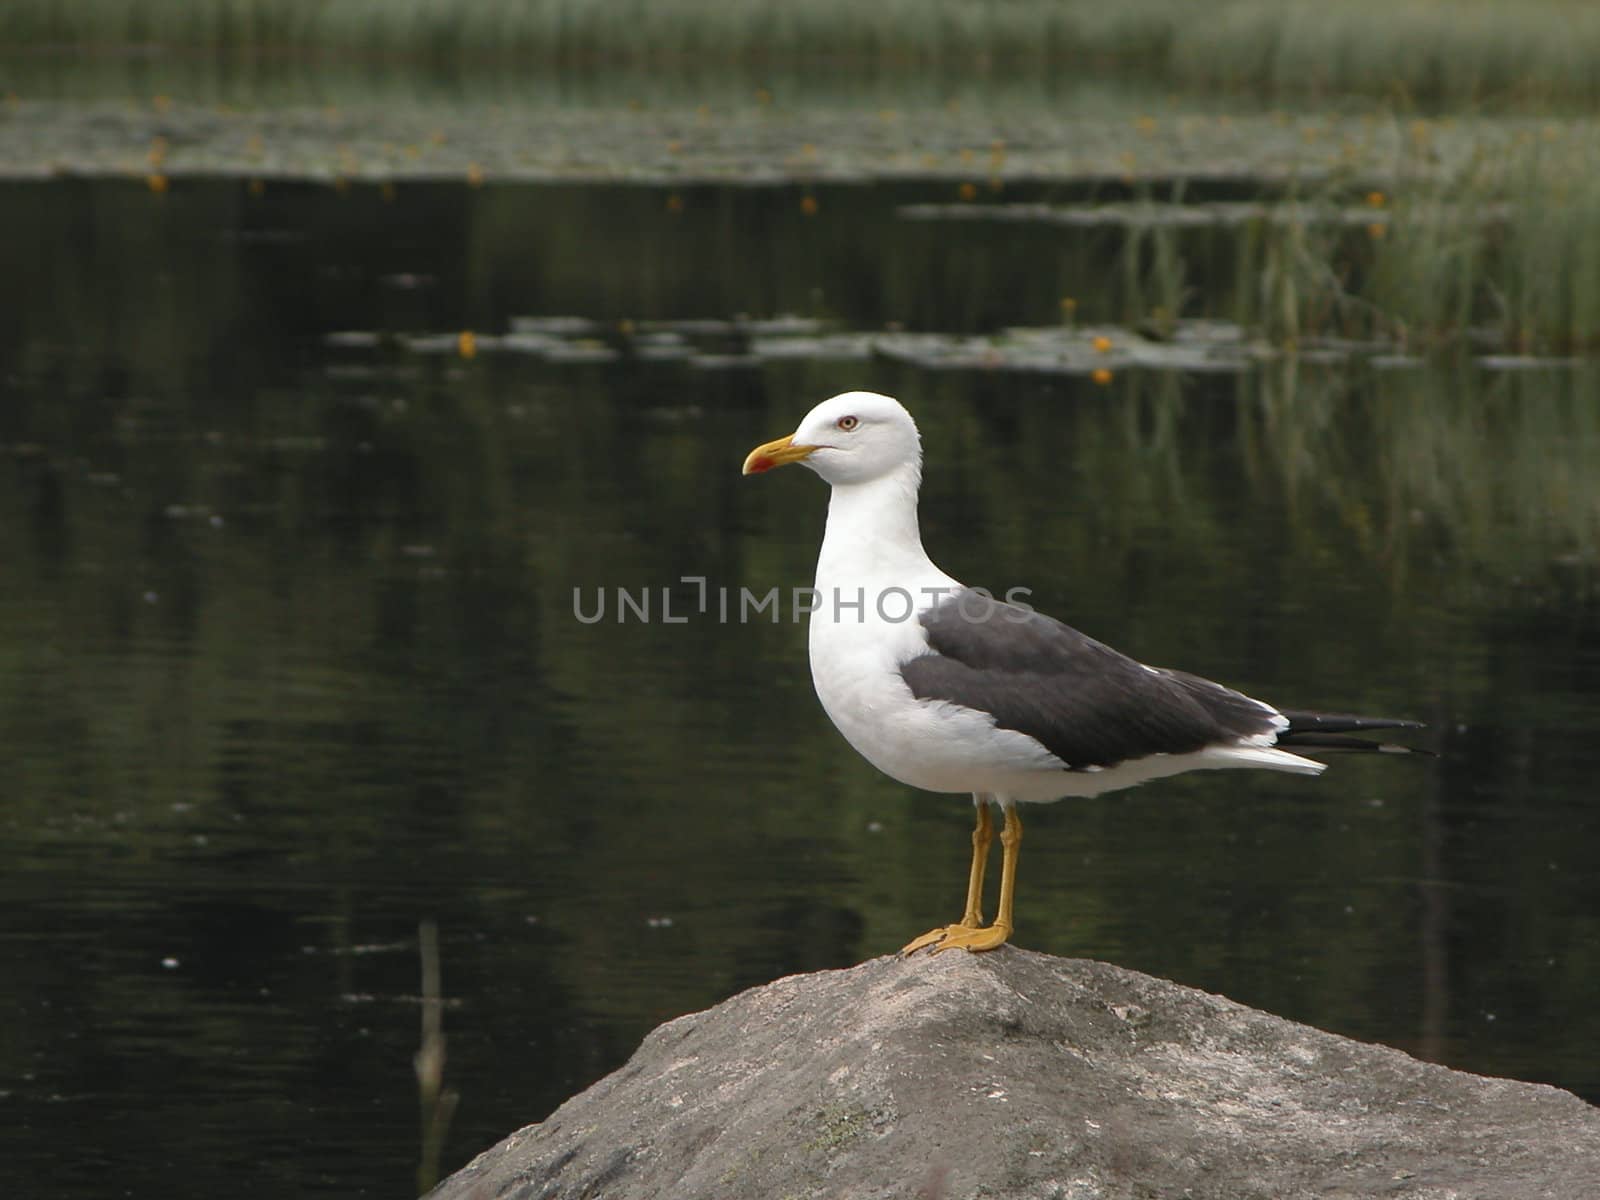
[{"x1": 743, "y1": 391, "x2": 1422, "y2": 954}]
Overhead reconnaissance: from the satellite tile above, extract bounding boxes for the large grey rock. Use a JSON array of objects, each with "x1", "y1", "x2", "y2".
[{"x1": 431, "y1": 949, "x2": 1600, "y2": 1200}]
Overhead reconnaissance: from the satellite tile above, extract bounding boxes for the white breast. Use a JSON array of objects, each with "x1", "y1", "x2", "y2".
[
  {"x1": 806, "y1": 577, "x2": 1071, "y2": 798},
  {"x1": 803, "y1": 456, "x2": 1077, "y2": 801}
]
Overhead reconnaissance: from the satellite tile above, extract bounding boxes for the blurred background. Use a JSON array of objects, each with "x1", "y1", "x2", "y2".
[{"x1": 3, "y1": 3, "x2": 1598, "y2": 1196}]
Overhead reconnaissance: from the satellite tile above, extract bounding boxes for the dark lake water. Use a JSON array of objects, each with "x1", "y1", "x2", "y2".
[{"x1": 3, "y1": 176, "x2": 1598, "y2": 1197}]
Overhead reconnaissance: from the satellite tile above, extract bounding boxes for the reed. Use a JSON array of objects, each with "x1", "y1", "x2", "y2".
[
  {"x1": 7, "y1": 0, "x2": 1600, "y2": 103},
  {"x1": 1196, "y1": 131, "x2": 1600, "y2": 354},
  {"x1": 1382, "y1": 139, "x2": 1600, "y2": 353}
]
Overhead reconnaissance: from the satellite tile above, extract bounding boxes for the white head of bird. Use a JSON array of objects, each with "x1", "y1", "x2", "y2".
[{"x1": 741, "y1": 391, "x2": 922, "y2": 489}]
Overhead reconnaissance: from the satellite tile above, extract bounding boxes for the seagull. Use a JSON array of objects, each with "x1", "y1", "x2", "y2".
[{"x1": 742, "y1": 391, "x2": 1424, "y2": 955}]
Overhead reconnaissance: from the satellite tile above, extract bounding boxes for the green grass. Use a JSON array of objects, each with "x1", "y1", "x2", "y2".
[
  {"x1": 8, "y1": 0, "x2": 1600, "y2": 104},
  {"x1": 1043, "y1": 134, "x2": 1600, "y2": 356},
  {"x1": 1264, "y1": 136, "x2": 1600, "y2": 353}
]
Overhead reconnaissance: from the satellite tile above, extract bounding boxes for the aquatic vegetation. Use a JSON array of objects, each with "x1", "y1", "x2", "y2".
[
  {"x1": 7, "y1": 0, "x2": 1600, "y2": 103},
  {"x1": 360, "y1": 309, "x2": 1599, "y2": 376},
  {"x1": 1325, "y1": 141, "x2": 1600, "y2": 353},
  {"x1": 904, "y1": 137, "x2": 1600, "y2": 355}
]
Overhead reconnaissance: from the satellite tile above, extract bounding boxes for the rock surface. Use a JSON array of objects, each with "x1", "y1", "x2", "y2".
[{"x1": 430, "y1": 949, "x2": 1600, "y2": 1200}]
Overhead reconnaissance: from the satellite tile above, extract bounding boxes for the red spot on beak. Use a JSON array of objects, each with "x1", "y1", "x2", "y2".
[{"x1": 742, "y1": 434, "x2": 804, "y2": 475}]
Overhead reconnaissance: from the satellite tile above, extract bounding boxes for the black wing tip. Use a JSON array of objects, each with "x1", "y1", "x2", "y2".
[
  {"x1": 1279, "y1": 731, "x2": 1436, "y2": 757},
  {"x1": 1278, "y1": 711, "x2": 1431, "y2": 756},
  {"x1": 1387, "y1": 743, "x2": 1438, "y2": 758},
  {"x1": 1281, "y1": 710, "x2": 1427, "y2": 735}
]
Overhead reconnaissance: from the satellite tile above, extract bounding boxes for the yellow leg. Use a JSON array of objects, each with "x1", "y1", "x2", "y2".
[
  {"x1": 902, "y1": 803, "x2": 1020, "y2": 955},
  {"x1": 901, "y1": 802, "x2": 992, "y2": 955},
  {"x1": 959, "y1": 802, "x2": 993, "y2": 927}
]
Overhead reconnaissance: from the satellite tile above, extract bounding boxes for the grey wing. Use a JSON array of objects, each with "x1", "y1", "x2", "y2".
[{"x1": 898, "y1": 591, "x2": 1283, "y2": 770}]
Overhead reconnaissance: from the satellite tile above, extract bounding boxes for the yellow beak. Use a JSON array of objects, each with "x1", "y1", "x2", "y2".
[{"x1": 742, "y1": 433, "x2": 817, "y2": 475}]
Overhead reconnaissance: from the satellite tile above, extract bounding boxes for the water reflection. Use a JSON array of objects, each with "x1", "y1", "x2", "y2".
[{"x1": 1, "y1": 177, "x2": 1597, "y2": 1198}]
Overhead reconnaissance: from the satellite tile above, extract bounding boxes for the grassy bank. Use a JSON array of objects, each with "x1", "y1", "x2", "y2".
[{"x1": 6, "y1": 0, "x2": 1600, "y2": 105}]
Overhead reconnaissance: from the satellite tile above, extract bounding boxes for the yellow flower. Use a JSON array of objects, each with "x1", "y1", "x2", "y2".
[
  {"x1": 1092, "y1": 335, "x2": 1113, "y2": 353},
  {"x1": 957, "y1": 181, "x2": 978, "y2": 202},
  {"x1": 145, "y1": 172, "x2": 168, "y2": 194},
  {"x1": 1091, "y1": 367, "x2": 1114, "y2": 386},
  {"x1": 457, "y1": 331, "x2": 477, "y2": 360}
]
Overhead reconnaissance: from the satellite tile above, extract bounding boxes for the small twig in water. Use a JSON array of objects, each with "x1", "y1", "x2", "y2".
[{"x1": 415, "y1": 920, "x2": 460, "y2": 1196}]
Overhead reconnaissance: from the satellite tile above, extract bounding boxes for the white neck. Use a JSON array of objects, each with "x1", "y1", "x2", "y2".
[{"x1": 814, "y1": 463, "x2": 939, "y2": 589}]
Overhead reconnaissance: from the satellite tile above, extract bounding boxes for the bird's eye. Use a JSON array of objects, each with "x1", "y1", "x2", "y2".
[{"x1": 836, "y1": 415, "x2": 859, "y2": 432}]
